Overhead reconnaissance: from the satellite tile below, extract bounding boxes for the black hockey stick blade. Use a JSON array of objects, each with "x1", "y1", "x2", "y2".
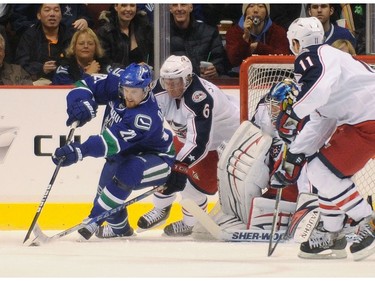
[
  {"x1": 23, "y1": 122, "x2": 78, "y2": 244},
  {"x1": 268, "y1": 188, "x2": 283, "y2": 257},
  {"x1": 30, "y1": 185, "x2": 166, "y2": 245}
]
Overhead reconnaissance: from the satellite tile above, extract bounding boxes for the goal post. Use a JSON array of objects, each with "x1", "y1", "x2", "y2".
[{"x1": 239, "y1": 55, "x2": 375, "y2": 199}]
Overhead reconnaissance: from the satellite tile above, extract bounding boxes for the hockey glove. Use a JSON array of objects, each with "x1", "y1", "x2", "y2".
[
  {"x1": 270, "y1": 150, "x2": 305, "y2": 188},
  {"x1": 52, "y1": 143, "x2": 84, "y2": 167},
  {"x1": 163, "y1": 161, "x2": 189, "y2": 195},
  {"x1": 275, "y1": 104, "x2": 301, "y2": 144},
  {"x1": 66, "y1": 99, "x2": 97, "y2": 127}
]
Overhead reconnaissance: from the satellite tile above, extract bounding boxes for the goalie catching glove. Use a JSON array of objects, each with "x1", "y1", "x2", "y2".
[
  {"x1": 66, "y1": 99, "x2": 97, "y2": 127},
  {"x1": 270, "y1": 149, "x2": 305, "y2": 188},
  {"x1": 52, "y1": 143, "x2": 84, "y2": 166},
  {"x1": 162, "y1": 161, "x2": 189, "y2": 195}
]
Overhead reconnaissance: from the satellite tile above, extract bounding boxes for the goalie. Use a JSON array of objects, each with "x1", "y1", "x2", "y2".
[{"x1": 198, "y1": 79, "x2": 308, "y2": 235}]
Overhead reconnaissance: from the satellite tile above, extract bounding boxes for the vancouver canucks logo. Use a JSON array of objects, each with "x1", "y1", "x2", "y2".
[{"x1": 135, "y1": 114, "x2": 152, "y2": 131}]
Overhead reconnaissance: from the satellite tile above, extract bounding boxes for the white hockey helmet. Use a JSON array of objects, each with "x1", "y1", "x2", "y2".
[
  {"x1": 160, "y1": 55, "x2": 193, "y2": 90},
  {"x1": 287, "y1": 17, "x2": 324, "y2": 55}
]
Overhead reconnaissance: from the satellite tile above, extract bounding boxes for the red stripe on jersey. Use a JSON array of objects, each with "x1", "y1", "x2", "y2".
[
  {"x1": 336, "y1": 191, "x2": 360, "y2": 208},
  {"x1": 319, "y1": 203, "x2": 340, "y2": 210}
]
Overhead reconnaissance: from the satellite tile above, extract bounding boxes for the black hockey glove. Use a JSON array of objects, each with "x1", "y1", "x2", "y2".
[
  {"x1": 163, "y1": 161, "x2": 189, "y2": 195},
  {"x1": 52, "y1": 142, "x2": 84, "y2": 167},
  {"x1": 66, "y1": 99, "x2": 97, "y2": 127},
  {"x1": 270, "y1": 150, "x2": 305, "y2": 188}
]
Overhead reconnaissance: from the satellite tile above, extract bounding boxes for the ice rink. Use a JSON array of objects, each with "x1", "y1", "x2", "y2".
[{"x1": 1, "y1": 230, "x2": 375, "y2": 279}]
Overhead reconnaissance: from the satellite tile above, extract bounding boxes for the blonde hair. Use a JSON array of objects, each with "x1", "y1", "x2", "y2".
[
  {"x1": 331, "y1": 39, "x2": 356, "y2": 56},
  {"x1": 65, "y1": 28, "x2": 104, "y2": 58},
  {"x1": 0, "y1": 34, "x2": 5, "y2": 49}
]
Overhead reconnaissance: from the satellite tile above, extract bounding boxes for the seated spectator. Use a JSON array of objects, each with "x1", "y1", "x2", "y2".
[
  {"x1": 96, "y1": 4, "x2": 153, "y2": 69},
  {"x1": 52, "y1": 28, "x2": 111, "y2": 85},
  {"x1": 10, "y1": 4, "x2": 93, "y2": 38},
  {"x1": 14, "y1": 4, "x2": 72, "y2": 84},
  {"x1": 225, "y1": 4, "x2": 291, "y2": 69},
  {"x1": 170, "y1": 3, "x2": 228, "y2": 78},
  {"x1": 0, "y1": 34, "x2": 32, "y2": 85},
  {"x1": 307, "y1": 4, "x2": 356, "y2": 48},
  {"x1": 331, "y1": 38, "x2": 356, "y2": 55}
]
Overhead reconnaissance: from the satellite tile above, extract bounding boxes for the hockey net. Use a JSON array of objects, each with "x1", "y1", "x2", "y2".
[{"x1": 239, "y1": 55, "x2": 375, "y2": 199}]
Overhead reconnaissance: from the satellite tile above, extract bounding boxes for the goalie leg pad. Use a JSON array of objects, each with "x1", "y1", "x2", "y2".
[
  {"x1": 218, "y1": 121, "x2": 272, "y2": 223},
  {"x1": 247, "y1": 196, "x2": 296, "y2": 231},
  {"x1": 286, "y1": 192, "x2": 320, "y2": 242}
]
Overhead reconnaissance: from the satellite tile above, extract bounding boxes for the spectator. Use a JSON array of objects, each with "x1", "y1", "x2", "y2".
[
  {"x1": 169, "y1": 3, "x2": 228, "y2": 79},
  {"x1": 14, "y1": 4, "x2": 71, "y2": 85},
  {"x1": 96, "y1": 4, "x2": 153, "y2": 69},
  {"x1": 225, "y1": 4, "x2": 291, "y2": 70},
  {"x1": 331, "y1": 38, "x2": 356, "y2": 55},
  {"x1": 10, "y1": 4, "x2": 93, "y2": 37},
  {"x1": 52, "y1": 28, "x2": 111, "y2": 85},
  {"x1": 0, "y1": 34, "x2": 32, "y2": 85},
  {"x1": 307, "y1": 4, "x2": 356, "y2": 48}
]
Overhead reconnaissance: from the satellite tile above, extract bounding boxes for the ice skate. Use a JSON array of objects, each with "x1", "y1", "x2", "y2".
[
  {"x1": 350, "y1": 214, "x2": 375, "y2": 261},
  {"x1": 96, "y1": 224, "x2": 134, "y2": 239},
  {"x1": 298, "y1": 222, "x2": 347, "y2": 259},
  {"x1": 164, "y1": 220, "x2": 193, "y2": 236},
  {"x1": 137, "y1": 205, "x2": 172, "y2": 232},
  {"x1": 77, "y1": 222, "x2": 99, "y2": 241}
]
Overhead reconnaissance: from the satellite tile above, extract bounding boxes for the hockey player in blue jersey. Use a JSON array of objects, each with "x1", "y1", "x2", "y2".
[{"x1": 52, "y1": 63, "x2": 175, "y2": 239}]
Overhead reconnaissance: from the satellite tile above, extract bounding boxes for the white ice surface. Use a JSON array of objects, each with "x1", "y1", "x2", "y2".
[{"x1": 1, "y1": 230, "x2": 375, "y2": 279}]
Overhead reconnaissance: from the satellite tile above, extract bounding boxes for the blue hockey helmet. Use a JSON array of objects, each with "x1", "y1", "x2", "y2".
[
  {"x1": 265, "y1": 79, "x2": 299, "y2": 123},
  {"x1": 119, "y1": 63, "x2": 153, "y2": 91}
]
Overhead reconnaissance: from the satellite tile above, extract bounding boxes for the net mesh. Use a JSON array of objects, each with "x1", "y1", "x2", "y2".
[{"x1": 243, "y1": 58, "x2": 375, "y2": 199}]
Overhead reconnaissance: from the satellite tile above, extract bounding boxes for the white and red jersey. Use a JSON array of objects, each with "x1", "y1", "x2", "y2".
[
  {"x1": 151, "y1": 74, "x2": 240, "y2": 167},
  {"x1": 290, "y1": 44, "x2": 375, "y2": 155},
  {"x1": 293, "y1": 44, "x2": 375, "y2": 124}
]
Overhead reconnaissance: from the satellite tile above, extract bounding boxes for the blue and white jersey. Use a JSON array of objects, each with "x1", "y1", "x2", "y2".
[
  {"x1": 66, "y1": 68, "x2": 175, "y2": 164},
  {"x1": 293, "y1": 44, "x2": 375, "y2": 123},
  {"x1": 289, "y1": 44, "x2": 375, "y2": 155},
  {"x1": 151, "y1": 74, "x2": 240, "y2": 166}
]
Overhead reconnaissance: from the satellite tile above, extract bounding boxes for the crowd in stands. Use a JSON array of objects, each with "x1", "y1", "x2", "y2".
[{"x1": 0, "y1": 3, "x2": 369, "y2": 85}]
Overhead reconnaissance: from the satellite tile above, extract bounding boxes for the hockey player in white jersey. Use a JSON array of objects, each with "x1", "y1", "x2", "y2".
[
  {"x1": 198, "y1": 79, "x2": 310, "y2": 240},
  {"x1": 137, "y1": 55, "x2": 240, "y2": 236},
  {"x1": 273, "y1": 16, "x2": 375, "y2": 260}
]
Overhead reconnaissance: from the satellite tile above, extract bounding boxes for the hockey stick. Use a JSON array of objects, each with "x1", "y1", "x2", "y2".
[
  {"x1": 268, "y1": 144, "x2": 289, "y2": 257},
  {"x1": 267, "y1": 188, "x2": 283, "y2": 256},
  {"x1": 23, "y1": 121, "x2": 79, "y2": 244},
  {"x1": 29, "y1": 185, "x2": 166, "y2": 246},
  {"x1": 181, "y1": 198, "x2": 285, "y2": 242}
]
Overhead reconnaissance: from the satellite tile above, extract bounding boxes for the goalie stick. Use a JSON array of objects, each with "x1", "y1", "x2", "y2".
[
  {"x1": 23, "y1": 121, "x2": 79, "y2": 244},
  {"x1": 180, "y1": 198, "x2": 285, "y2": 242},
  {"x1": 29, "y1": 185, "x2": 166, "y2": 246}
]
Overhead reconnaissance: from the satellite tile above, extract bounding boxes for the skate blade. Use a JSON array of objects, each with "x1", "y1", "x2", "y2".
[
  {"x1": 298, "y1": 249, "x2": 347, "y2": 259},
  {"x1": 352, "y1": 240, "x2": 375, "y2": 261}
]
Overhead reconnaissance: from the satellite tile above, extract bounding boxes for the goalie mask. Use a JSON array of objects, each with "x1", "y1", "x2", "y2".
[
  {"x1": 265, "y1": 79, "x2": 299, "y2": 125},
  {"x1": 118, "y1": 63, "x2": 152, "y2": 108},
  {"x1": 160, "y1": 55, "x2": 193, "y2": 99},
  {"x1": 287, "y1": 17, "x2": 324, "y2": 55}
]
